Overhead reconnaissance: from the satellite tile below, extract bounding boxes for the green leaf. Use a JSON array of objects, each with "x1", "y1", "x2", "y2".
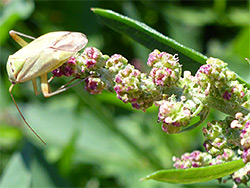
[
  {"x1": 0, "y1": 152, "x2": 31, "y2": 188},
  {"x1": 0, "y1": 143, "x2": 71, "y2": 188},
  {"x1": 0, "y1": 0, "x2": 34, "y2": 45},
  {"x1": 92, "y1": 8, "x2": 207, "y2": 74},
  {"x1": 141, "y1": 159, "x2": 245, "y2": 184},
  {"x1": 179, "y1": 107, "x2": 210, "y2": 133},
  {"x1": 57, "y1": 129, "x2": 80, "y2": 176},
  {"x1": 92, "y1": 8, "x2": 250, "y2": 89}
]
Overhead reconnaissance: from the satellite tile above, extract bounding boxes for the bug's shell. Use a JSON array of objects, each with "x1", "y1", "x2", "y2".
[{"x1": 7, "y1": 31, "x2": 88, "y2": 84}]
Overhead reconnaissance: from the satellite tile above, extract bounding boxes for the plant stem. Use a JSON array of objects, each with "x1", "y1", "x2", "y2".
[{"x1": 196, "y1": 94, "x2": 250, "y2": 116}]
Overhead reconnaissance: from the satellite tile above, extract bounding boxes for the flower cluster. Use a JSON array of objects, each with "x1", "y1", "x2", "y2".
[
  {"x1": 112, "y1": 50, "x2": 183, "y2": 111},
  {"x1": 147, "y1": 49, "x2": 181, "y2": 88},
  {"x1": 173, "y1": 150, "x2": 212, "y2": 169},
  {"x1": 114, "y1": 64, "x2": 142, "y2": 103},
  {"x1": 215, "y1": 149, "x2": 238, "y2": 164},
  {"x1": 52, "y1": 56, "x2": 79, "y2": 77},
  {"x1": 202, "y1": 117, "x2": 241, "y2": 156},
  {"x1": 84, "y1": 77, "x2": 106, "y2": 95},
  {"x1": 231, "y1": 162, "x2": 250, "y2": 188},
  {"x1": 52, "y1": 47, "x2": 110, "y2": 95},
  {"x1": 173, "y1": 149, "x2": 248, "y2": 187},
  {"x1": 202, "y1": 113, "x2": 250, "y2": 161},
  {"x1": 132, "y1": 74, "x2": 160, "y2": 110},
  {"x1": 173, "y1": 149, "x2": 237, "y2": 169},
  {"x1": 156, "y1": 95, "x2": 193, "y2": 133},
  {"x1": 114, "y1": 64, "x2": 160, "y2": 110},
  {"x1": 195, "y1": 58, "x2": 249, "y2": 106},
  {"x1": 50, "y1": 47, "x2": 250, "y2": 187},
  {"x1": 105, "y1": 54, "x2": 128, "y2": 74},
  {"x1": 52, "y1": 47, "x2": 109, "y2": 78},
  {"x1": 238, "y1": 113, "x2": 250, "y2": 163},
  {"x1": 79, "y1": 47, "x2": 108, "y2": 70},
  {"x1": 200, "y1": 113, "x2": 250, "y2": 187},
  {"x1": 51, "y1": 48, "x2": 249, "y2": 136}
]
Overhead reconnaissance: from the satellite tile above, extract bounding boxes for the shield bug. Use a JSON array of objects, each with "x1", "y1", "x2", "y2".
[{"x1": 7, "y1": 30, "x2": 88, "y2": 144}]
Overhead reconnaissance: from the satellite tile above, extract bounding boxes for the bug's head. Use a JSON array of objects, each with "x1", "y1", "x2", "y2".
[{"x1": 6, "y1": 55, "x2": 25, "y2": 84}]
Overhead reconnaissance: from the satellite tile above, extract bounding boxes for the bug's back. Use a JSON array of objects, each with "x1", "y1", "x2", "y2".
[{"x1": 7, "y1": 31, "x2": 88, "y2": 83}]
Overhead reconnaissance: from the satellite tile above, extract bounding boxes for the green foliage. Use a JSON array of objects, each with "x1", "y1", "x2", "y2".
[
  {"x1": 142, "y1": 160, "x2": 245, "y2": 184},
  {"x1": 0, "y1": 0, "x2": 34, "y2": 45},
  {"x1": 0, "y1": 1, "x2": 249, "y2": 187},
  {"x1": 0, "y1": 143, "x2": 71, "y2": 188},
  {"x1": 92, "y1": 7, "x2": 208, "y2": 74},
  {"x1": 92, "y1": 8, "x2": 249, "y2": 88}
]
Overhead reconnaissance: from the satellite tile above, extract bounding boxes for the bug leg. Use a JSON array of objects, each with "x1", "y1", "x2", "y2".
[
  {"x1": 57, "y1": 77, "x2": 77, "y2": 89},
  {"x1": 9, "y1": 84, "x2": 46, "y2": 145},
  {"x1": 32, "y1": 78, "x2": 42, "y2": 96},
  {"x1": 41, "y1": 74, "x2": 51, "y2": 97},
  {"x1": 9, "y1": 30, "x2": 35, "y2": 47},
  {"x1": 48, "y1": 75, "x2": 55, "y2": 84},
  {"x1": 41, "y1": 74, "x2": 86, "y2": 97}
]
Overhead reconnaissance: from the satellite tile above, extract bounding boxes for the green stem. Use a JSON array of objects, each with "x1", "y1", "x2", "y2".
[
  {"x1": 196, "y1": 94, "x2": 250, "y2": 116},
  {"x1": 192, "y1": 102, "x2": 204, "y2": 117}
]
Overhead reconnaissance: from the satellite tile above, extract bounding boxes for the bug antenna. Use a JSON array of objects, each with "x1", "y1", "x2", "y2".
[{"x1": 9, "y1": 84, "x2": 46, "y2": 145}]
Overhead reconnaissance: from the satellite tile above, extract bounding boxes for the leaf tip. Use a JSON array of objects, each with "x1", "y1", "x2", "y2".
[
  {"x1": 90, "y1": 7, "x2": 105, "y2": 13},
  {"x1": 140, "y1": 175, "x2": 151, "y2": 181}
]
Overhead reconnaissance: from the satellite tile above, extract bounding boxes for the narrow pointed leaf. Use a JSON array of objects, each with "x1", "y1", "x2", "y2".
[
  {"x1": 141, "y1": 159, "x2": 245, "y2": 184},
  {"x1": 92, "y1": 8, "x2": 250, "y2": 88},
  {"x1": 92, "y1": 8, "x2": 207, "y2": 74}
]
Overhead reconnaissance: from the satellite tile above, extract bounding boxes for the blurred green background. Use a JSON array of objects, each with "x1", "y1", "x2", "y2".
[{"x1": 0, "y1": 0, "x2": 249, "y2": 187}]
